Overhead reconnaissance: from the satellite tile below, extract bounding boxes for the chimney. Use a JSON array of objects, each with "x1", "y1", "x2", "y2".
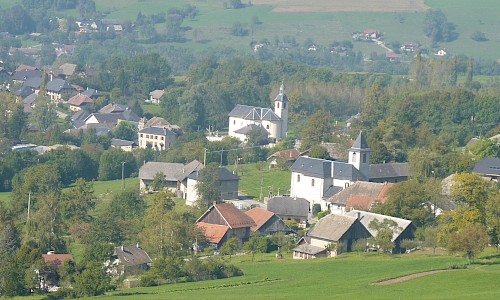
[
  {"x1": 356, "y1": 211, "x2": 361, "y2": 220},
  {"x1": 121, "y1": 245, "x2": 124, "y2": 251}
]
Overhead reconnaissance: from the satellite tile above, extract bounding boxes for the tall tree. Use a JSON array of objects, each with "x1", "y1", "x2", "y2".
[{"x1": 195, "y1": 163, "x2": 221, "y2": 209}]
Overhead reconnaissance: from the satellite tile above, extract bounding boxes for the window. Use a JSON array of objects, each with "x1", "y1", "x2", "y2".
[
  {"x1": 161, "y1": 136, "x2": 164, "y2": 140},
  {"x1": 146, "y1": 135, "x2": 149, "y2": 139},
  {"x1": 266, "y1": 124, "x2": 269, "y2": 129},
  {"x1": 352, "y1": 152, "x2": 357, "y2": 162},
  {"x1": 233, "y1": 120, "x2": 236, "y2": 125},
  {"x1": 297, "y1": 174, "x2": 300, "y2": 182},
  {"x1": 362, "y1": 153, "x2": 367, "y2": 163},
  {"x1": 283, "y1": 103, "x2": 286, "y2": 109},
  {"x1": 311, "y1": 179, "x2": 315, "y2": 187},
  {"x1": 140, "y1": 134, "x2": 143, "y2": 137},
  {"x1": 155, "y1": 136, "x2": 158, "y2": 140},
  {"x1": 277, "y1": 102, "x2": 280, "y2": 108}
]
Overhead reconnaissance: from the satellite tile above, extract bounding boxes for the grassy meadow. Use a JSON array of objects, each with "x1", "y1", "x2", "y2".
[
  {"x1": 226, "y1": 162, "x2": 291, "y2": 200},
  {"x1": 84, "y1": 249, "x2": 500, "y2": 299}
]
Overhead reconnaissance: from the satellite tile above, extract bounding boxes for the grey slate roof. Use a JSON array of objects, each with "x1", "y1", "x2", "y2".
[
  {"x1": 333, "y1": 161, "x2": 367, "y2": 181},
  {"x1": 308, "y1": 214, "x2": 359, "y2": 242},
  {"x1": 139, "y1": 162, "x2": 184, "y2": 181},
  {"x1": 139, "y1": 125, "x2": 182, "y2": 137},
  {"x1": 113, "y1": 245, "x2": 152, "y2": 267},
  {"x1": 233, "y1": 124, "x2": 268, "y2": 135},
  {"x1": 290, "y1": 157, "x2": 332, "y2": 178},
  {"x1": 273, "y1": 83, "x2": 289, "y2": 103},
  {"x1": 99, "y1": 103, "x2": 127, "y2": 113},
  {"x1": 71, "y1": 109, "x2": 90, "y2": 122},
  {"x1": 267, "y1": 196, "x2": 309, "y2": 218},
  {"x1": 111, "y1": 138, "x2": 135, "y2": 147},
  {"x1": 472, "y1": 158, "x2": 500, "y2": 176},
  {"x1": 23, "y1": 77, "x2": 42, "y2": 89},
  {"x1": 369, "y1": 163, "x2": 409, "y2": 179},
  {"x1": 229, "y1": 104, "x2": 281, "y2": 121},
  {"x1": 14, "y1": 85, "x2": 35, "y2": 98},
  {"x1": 82, "y1": 88, "x2": 103, "y2": 99},
  {"x1": 22, "y1": 93, "x2": 38, "y2": 105},
  {"x1": 292, "y1": 244, "x2": 326, "y2": 255},
  {"x1": 323, "y1": 185, "x2": 343, "y2": 199},
  {"x1": 350, "y1": 131, "x2": 370, "y2": 150},
  {"x1": 345, "y1": 210, "x2": 413, "y2": 242},
  {"x1": 11, "y1": 69, "x2": 42, "y2": 81},
  {"x1": 46, "y1": 79, "x2": 74, "y2": 92}
]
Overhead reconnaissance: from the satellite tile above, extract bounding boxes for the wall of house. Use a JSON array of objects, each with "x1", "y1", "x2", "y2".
[
  {"x1": 258, "y1": 216, "x2": 290, "y2": 235},
  {"x1": 228, "y1": 117, "x2": 281, "y2": 141},
  {"x1": 277, "y1": 213, "x2": 307, "y2": 225},
  {"x1": 220, "y1": 180, "x2": 238, "y2": 199},
  {"x1": 290, "y1": 171, "x2": 330, "y2": 207},
  {"x1": 226, "y1": 227, "x2": 251, "y2": 244},
  {"x1": 186, "y1": 178, "x2": 198, "y2": 206},
  {"x1": 138, "y1": 133, "x2": 167, "y2": 150}
]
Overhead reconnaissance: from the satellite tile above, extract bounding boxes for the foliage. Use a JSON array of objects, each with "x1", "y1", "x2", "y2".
[
  {"x1": 423, "y1": 9, "x2": 457, "y2": 45},
  {"x1": 368, "y1": 219, "x2": 402, "y2": 253},
  {"x1": 113, "y1": 121, "x2": 137, "y2": 141},
  {"x1": 447, "y1": 223, "x2": 489, "y2": 264},
  {"x1": 108, "y1": 189, "x2": 145, "y2": 220},
  {"x1": 195, "y1": 163, "x2": 221, "y2": 209},
  {"x1": 219, "y1": 237, "x2": 239, "y2": 262},
  {"x1": 470, "y1": 31, "x2": 488, "y2": 42},
  {"x1": 300, "y1": 111, "x2": 333, "y2": 151},
  {"x1": 30, "y1": 96, "x2": 58, "y2": 132},
  {"x1": 73, "y1": 262, "x2": 113, "y2": 297},
  {"x1": 308, "y1": 145, "x2": 330, "y2": 159},
  {"x1": 150, "y1": 172, "x2": 167, "y2": 192},
  {"x1": 416, "y1": 226, "x2": 439, "y2": 255},
  {"x1": 311, "y1": 204, "x2": 321, "y2": 217},
  {"x1": 317, "y1": 210, "x2": 330, "y2": 220},
  {"x1": 98, "y1": 148, "x2": 137, "y2": 181}
]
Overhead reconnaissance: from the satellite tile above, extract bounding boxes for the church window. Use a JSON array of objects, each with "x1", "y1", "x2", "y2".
[
  {"x1": 297, "y1": 175, "x2": 300, "y2": 182},
  {"x1": 311, "y1": 179, "x2": 315, "y2": 187},
  {"x1": 277, "y1": 102, "x2": 280, "y2": 108},
  {"x1": 233, "y1": 120, "x2": 236, "y2": 125},
  {"x1": 362, "y1": 153, "x2": 367, "y2": 163},
  {"x1": 266, "y1": 124, "x2": 269, "y2": 129},
  {"x1": 352, "y1": 152, "x2": 357, "y2": 162}
]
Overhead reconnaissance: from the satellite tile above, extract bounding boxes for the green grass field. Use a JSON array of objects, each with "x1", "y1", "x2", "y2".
[
  {"x1": 226, "y1": 162, "x2": 291, "y2": 200},
  {"x1": 85, "y1": 249, "x2": 500, "y2": 299}
]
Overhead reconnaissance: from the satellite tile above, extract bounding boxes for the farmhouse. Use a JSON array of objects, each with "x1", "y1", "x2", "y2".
[
  {"x1": 266, "y1": 196, "x2": 310, "y2": 227},
  {"x1": 245, "y1": 207, "x2": 293, "y2": 236},
  {"x1": 472, "y1": 158, "x2": 500, "y2": 182},
  {"x1": 107, "y1": 244, "x2": 152, "y2": 277},
  {"x1": 197, "y1": 203, "x2": 256, "y2": 247},
  {"x1": 138, "y1": 117, "x2": 183, "y2": 151},
  {"x1": 292, "y1": 213, "x2": 371, "y2": 259},
  {"x1": 326, "y1": 181, "x2": 393, "y2": 215},
  {"x1": 185, "y1": 167, "x2": 239, "y2": 206},
  {"x1": 228, "y1": 82, "x2": 288, "y2": 142}
]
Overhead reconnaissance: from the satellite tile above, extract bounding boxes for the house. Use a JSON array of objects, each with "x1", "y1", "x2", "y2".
[
  {"x1": 385, "y1": 51, "x2": 401, "y2": 62},
  {"x1": 401, "y1": 42, "x2": 419, "y2": 52},
  {"x1": 149, "y1": 89, "x2": 165, "y2": 104},
  {"x1": 308, "y1": 44, "x2": 318, "y2": 52},
  {"x1": 11, "y1": 68, "x2": 42, "y2": 84},
  {"x1": 42, "y1": 251, "x2": 74, "y2": 267},
  {"x1": 46, "y1": 79, "x2": 76, "y2": 102},
  {"x1": 326, "y1": 181, "x2": 394, "y2": 215},
  {"x1": 66, "y1": 94, "x2": 94, "y2": 111},
  {"x1": 107, "y1": 244, "x2": 152, "y2": 277},
  {"x1": 292, "y1": 213, "x2": 371, "y2": 259},
  {"x1": 472, "y1": 158, "x2": 500, "y2": 182},
  {"x1": 139, "y1": 160, "x2": 204, "y2": 197},
  {"x1": 345, "y1": 210, "x2": 416, "y2": 253},
  {"x1": 79, "y1": 104, "x2": 140, "y2": 130},
  {"x1": 364, "y1": 29, "x2": 380, "y2": 39},
  {"x1": 267, "y1": 148, "x2": 303, "y2": 168},
  {"x1": 138, "y1": 125, "x2": 182, "y2": 151},
  {"x1": 436, "y1": 48, "x2": 447, "y2": 56},
  {"x1": 40, "y1": 251, "x2": 74, "y2": 291},
  {"x1": 228, "y1": 82, "x2": 288, "y2": 142},
  {"x1": 58, "y1": 63, "x2": 77, "y2": 78},
  {"x1": 266, "y1": 196, "x2": 309, "y2": 227},
  {"x1": 185, "y1": 167, "x2": 239, "y2": 206},
  {"x1": 196, "y1": 203, "x2": 256, "y2": 247},
  {"x1": 345, "y1": 112, "x2": 360, "y2": 127},
  {"x1": 111, "y1": 138, "x2": 135, "y2": 151},
  {"x1": 290, "y1": 132, "x2": 409, "y2": 209},
  {"x1": 245, "y1": 207, "x2": 293, "y2": 236},
  {"x1": 81, "y1": 88, "x2": 103, "y2": 99}
]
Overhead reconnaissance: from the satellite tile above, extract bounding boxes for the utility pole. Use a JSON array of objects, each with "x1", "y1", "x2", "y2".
[
  {"x1": 203, "y1": 148, "x2": 207, "y2": 166},
  {"x1": 121, "y1": 161, "x2": 127, "y2": 190},
  {"x1": 220, "y1": 148, "x2": 224, "y2": 167}
]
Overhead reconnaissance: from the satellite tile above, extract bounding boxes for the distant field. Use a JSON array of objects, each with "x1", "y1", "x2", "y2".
[
  {"x1": 88, "y1": 249, "x2": 500, "y2": 299},
  {"x1": 251, "y1": 0, "x2": 429, "y2": 13}
]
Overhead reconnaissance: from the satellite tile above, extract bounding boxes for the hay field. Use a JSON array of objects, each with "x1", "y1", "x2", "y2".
[{"x1": 250, "y1": 0, "x2": 429, "y2": 13}]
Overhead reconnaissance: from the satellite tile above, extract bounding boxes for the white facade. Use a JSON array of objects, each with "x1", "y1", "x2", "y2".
[
  {"x1": 228, "y1": 83, "x2": 288, "y2": 142},
  {"x1": 290, "y1": 171, "x2": 332, "y2": 209}
]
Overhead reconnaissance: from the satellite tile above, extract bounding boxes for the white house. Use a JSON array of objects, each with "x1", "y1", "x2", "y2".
[
  {"x1": 228, "y1": 83, "x2": 288, "y2": 142},
  {"x1": 137, "y1": 117, "x2": 183, "y2": 151}
]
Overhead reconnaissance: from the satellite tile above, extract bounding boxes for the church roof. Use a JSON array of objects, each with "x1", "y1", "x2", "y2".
[
  {"x1": 229, "y1": 105, "x2": 281, "y2": 121},
  {"x1": 350, "y1": 131, "x2": 370, "y2": 150},
  {"x1": 274, "y1": 82, "x2": 289, "y2": 103}
]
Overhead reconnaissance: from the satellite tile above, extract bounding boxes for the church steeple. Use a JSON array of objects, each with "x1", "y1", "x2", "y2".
[
  {"x1": 349, "y1": 131, "x2": 371, "y2": 179},
  {"x1": 274, "y1": 81, "x2": 288, "y2": 139}
]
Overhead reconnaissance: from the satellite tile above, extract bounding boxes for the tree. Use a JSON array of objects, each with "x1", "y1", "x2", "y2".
[
  {"x1": 417, "y1": 226, "x2": 439, "y2": 255},
  {"x1": 243, "y1": 233, "x2": 261, "y2": 262},
  {"x1": 60, "y1": 178, "x2": 95, "y2": 224},
  {"x1": 30, "y1": 96, "x2": 58, "y2": 132},
  {"x1": 98, "y1": 149, "x2": 136, "y2": 180},
  {"x1": 230, "y1": 22, "x2": 248, "y2": 36},
  {"x1": 470, "y1": 31, "x2": 488, "y2": 42},
  {"x1": 73, "y1": 262, "x2": 112, "y2": 297},
  {"x1": 108, "y1": 189, "x2": 145, "y2": 220},
  {"x1": 113, "y1": 121, "x2": 137, "y2": 141},
  {"x1": 451, "y1": 173, "x2": 492, "y2": 223},
  {"x1": 447, "y1": 223, "x2": 489, "y2": 264},
  {"x1": 368, "y1": 219, "x2": 402, "y2": 253},
  {"x1": 151, "y1": 172, "x2": 167, "y2": 191},
  {"x1": 423, "y1": 9, "x2": 457, "y2": 45},
  {"x1": 300, "y1": 111, "x2": 332, "y2": 151},
  {"x1": 308, "y1": 145, "x2": 330, "y2": 159},
  {"x1": 195, "y1": 163, "x2": 220, "y2": 209},
  {"x1": 219, "y1": 237, "x2": 239, "y2": 262}
]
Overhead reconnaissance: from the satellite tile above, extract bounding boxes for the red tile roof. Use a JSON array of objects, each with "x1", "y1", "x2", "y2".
[
  {"x1": 42, "y1": 253, "x2": 74, "y2": 265},
  {"x1": 245, "y1": 207, "x2": 274, "y2": 231},
  {"x1": 270, "y1": 149, "x2": 301, "y2": 161},
  {"x1": 346, "y1": 195, "x2": 375, "y2": 211},
  {"x1": 197, "y1": 222, "x2": 229, "y2": 244},
  {"x1": 377, "y1": 182, "x2": 394, "y2": 202},
  {"x1": 67, "y1": 94, "x2": 94, "y2": 106},
  {"x1": 214, "y1": 203, "x2": 256, "y2": 229}
]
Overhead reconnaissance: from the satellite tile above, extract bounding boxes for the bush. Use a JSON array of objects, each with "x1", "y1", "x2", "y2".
[
  {"x1": 312, "y1": 204, "x2": 321, "y2": 216},
  {"x1": 317, "y1": 210, "x2": 330, "y2": 220},
  {"x1": 470, "y1": 31, "x2": 488, "y2": 42}
]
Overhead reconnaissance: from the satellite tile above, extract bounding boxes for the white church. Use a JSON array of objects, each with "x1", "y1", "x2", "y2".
[
  {"x1": 290, "y1": 131, "x2": 409, "y2": 210},
  {"x1": 228, "y1": 83, "x2": 288, "y2": 142}
]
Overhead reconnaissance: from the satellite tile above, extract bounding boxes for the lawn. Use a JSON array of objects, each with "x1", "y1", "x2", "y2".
[
  {"x1": 87, "y1": 249, "x2": 500, "y2": 299},
  {"x1": 226, "y1": 162, "x2": 291, "y2": 200}
]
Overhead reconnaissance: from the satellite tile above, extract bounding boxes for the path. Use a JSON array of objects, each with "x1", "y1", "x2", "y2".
[{"x1": 373, "y1": 270, "x2": 453, "y2": 286}]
